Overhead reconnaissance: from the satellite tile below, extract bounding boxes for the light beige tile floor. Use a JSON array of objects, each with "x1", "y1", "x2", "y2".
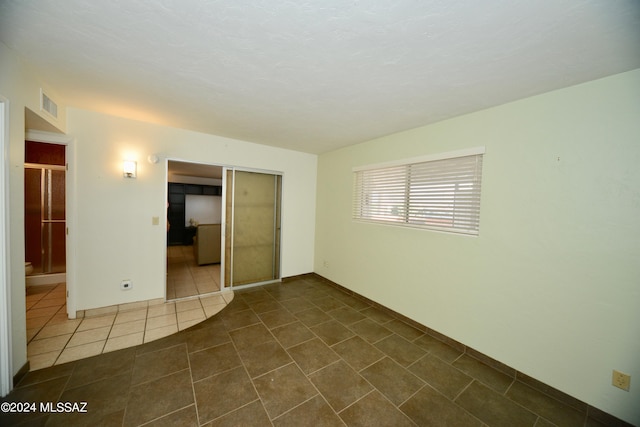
[
  {"x1": 167, "y1": 245, "x2": 221, "y2": 299},
  {"x1": 25, "y1": 283, "x2": 233, "y2": 371}
]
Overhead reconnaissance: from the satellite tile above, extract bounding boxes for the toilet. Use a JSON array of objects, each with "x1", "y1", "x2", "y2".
[{"x1": 25, "y1": 262, "x2": 33, "y2": 276}]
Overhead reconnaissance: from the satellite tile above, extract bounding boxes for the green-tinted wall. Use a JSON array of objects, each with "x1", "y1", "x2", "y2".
[{"x1": 314, "y1": 69, "x2": 640, "y2": 424}]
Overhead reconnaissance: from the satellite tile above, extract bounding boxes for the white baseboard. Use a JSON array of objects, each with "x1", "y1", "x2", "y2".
[{"x1": 26, "y1": 273, "x2": 66, "y2": 286}]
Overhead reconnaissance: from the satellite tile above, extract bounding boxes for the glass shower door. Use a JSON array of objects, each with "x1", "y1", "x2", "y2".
[{"x1": 24, "y1": 165, "x2": 66, "y2": 275}]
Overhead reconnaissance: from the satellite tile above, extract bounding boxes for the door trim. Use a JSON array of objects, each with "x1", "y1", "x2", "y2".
[{"x1": 0, "y1": 96, "x2": 12, "y2": 396}]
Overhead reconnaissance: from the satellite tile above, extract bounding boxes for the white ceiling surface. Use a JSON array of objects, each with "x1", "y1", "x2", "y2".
[
  {"x1": 169, "y1": 161, "x2": 223, "y2": 180},
  {"x1": 1, "y1": 1, "x2": 639, "y2": 154}
]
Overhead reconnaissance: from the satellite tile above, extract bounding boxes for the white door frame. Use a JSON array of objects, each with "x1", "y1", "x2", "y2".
[
  {"x1": 0, "y1": 96, "x2": 12, "y2": 396},
  {"x1": 25, "y1": 130, "x2": 76, "y2": 318}
]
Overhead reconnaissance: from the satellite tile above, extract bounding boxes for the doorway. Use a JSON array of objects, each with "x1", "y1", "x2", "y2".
[
  {"x1": 166, "y1": 161, "x2": 224, "y2": 300},
  {"x1": 166, "y1": 161, "x2": 282, "y2": 300},
  {"x1": 24, "y1": 141, "x2": 66, "y2": 283}
]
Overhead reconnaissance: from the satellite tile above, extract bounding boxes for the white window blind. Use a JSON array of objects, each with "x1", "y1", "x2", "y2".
[{"x1": 353, "y1": 148, "x2": 484, "y2": 235}]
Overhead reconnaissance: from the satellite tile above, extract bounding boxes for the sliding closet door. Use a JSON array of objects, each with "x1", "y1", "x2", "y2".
[{"x1": 224, "y1": 169, "x2": 282, "y2": 287}]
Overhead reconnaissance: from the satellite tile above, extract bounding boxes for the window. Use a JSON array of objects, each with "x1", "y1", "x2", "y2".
[{"x1": 353, "y1": 147, "x2": 485, "y2": 235}]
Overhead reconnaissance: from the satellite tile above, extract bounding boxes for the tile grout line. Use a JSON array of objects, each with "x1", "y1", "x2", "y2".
[
  {"x1": 246, "y1": 288, "x2": 417, "y2": 425},
  {"x1": 25, "y1": 282, "x2": 231, "y2": 370},
  {"x1": 184, "y1": 338, "x2": 202, "y2": 427},
  {"x1": 286, "y1": 282, "x2": 427, "y2": 426},
  {"x1": 16, "y1": 278, "x2": 610, "y2": 426},
  {"x1": 249, "y1": 296, "x2": 338, "y2": 425},
  {"x1": 223, "y1": 313, "x2": 274, "y2": 426}
]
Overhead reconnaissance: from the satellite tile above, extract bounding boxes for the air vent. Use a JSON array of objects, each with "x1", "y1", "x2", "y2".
[{"x1": 40, "y1": 89, "x2": 58, "y2": 119}]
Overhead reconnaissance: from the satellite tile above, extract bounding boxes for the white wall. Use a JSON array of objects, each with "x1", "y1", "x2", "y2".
[
  {"x1": 185, "y1": 194, "x2": 221, "y2": 226},
  {"x1": 67, "y1": 108, "x2": 317, "y2": 311},
  {"x1": 314, "y1": 69, "x2": 640, "y2": 424},
  {"x1": 0, "y1": 42, "x2": 68, "y2": 378},
  {"x1": 0, "y1": 39, "x2": 316, "y2": 380}
]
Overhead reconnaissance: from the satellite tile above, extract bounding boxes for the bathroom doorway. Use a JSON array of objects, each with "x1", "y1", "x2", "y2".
[{"x1": 24, "y1": 141, "x2": 66, "y2": 283}]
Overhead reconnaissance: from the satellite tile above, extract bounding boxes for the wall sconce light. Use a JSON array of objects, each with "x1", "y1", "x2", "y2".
[{"x1": 123, "y1": 160, "x2": 137, "y2": 178}]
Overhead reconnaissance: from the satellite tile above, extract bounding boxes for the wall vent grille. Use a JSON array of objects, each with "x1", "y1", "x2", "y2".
[{"x1": 40, "y1": 89, "x2": 58, "y2": 119}]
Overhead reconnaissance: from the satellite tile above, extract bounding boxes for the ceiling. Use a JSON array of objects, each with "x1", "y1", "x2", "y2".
[
  {"x1": 169, "y1": 160, "x2": 223, "y2": 180},
  {"x1": 1, "y1": 1, "x2": 639, "y2": 154}
]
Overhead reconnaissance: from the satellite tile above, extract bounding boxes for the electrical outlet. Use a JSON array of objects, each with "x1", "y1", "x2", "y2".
[
  {"x1": 121, "y1": 280, "x2": 132, "y2": 291},
  {"x1": 323, "y1": 260, "x2": 329, "y2": 268},
  {"x1": 612, "y1": 370, "x2": 631, "y2": 391}
]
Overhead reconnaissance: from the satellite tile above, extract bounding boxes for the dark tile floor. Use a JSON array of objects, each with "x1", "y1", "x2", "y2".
[{"x1": 1, "y1": 277, "x2": 614, "y2": 426}]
